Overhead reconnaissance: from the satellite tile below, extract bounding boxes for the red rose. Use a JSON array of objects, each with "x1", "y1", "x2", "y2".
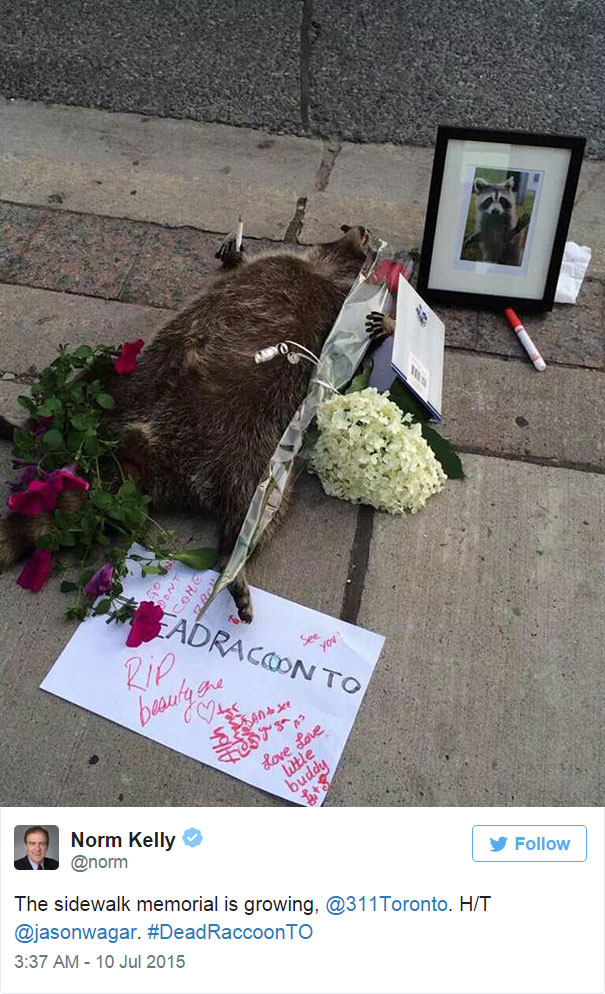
[
  {"x1": 113, "y1": 339, "x2": 144, "y2": 375},
  {"x1": 126, "y1": 601, "x2": 164, "y2": 647},
  {"x1": 372, "y1": 260, "x2": 408, "y2": 294},
  {"x1": 17, "y1": 549, "x2": 53, "y2": 592}
]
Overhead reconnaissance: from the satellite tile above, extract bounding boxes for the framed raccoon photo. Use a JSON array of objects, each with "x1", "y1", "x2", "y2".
[{"x1": 417, "y1": 127, "x2": 586, "y2": 311}]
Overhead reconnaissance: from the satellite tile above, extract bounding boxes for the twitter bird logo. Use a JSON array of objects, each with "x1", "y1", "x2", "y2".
[{"x1": 490, "y1": 836, "x2": 507, "y2": 852}]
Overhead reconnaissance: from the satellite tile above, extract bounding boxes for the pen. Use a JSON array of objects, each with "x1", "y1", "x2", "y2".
[{"x1": 504, "y1": 308, "x2": 546, "y2": 371}]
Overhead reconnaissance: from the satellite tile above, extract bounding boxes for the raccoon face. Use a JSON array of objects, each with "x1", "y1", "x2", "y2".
[{"x1": 474, "y1": 177, "x2": 516, "y2": 217}]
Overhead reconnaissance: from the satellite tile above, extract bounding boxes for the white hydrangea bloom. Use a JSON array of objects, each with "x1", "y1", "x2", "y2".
[{"x1": 309, "y1": 387, "x2": 446, "y2": 514}]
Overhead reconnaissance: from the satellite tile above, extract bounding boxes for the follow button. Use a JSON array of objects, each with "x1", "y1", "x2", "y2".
[{"x1": 472, "y1": 824, "x2": 587, "y2": 862}]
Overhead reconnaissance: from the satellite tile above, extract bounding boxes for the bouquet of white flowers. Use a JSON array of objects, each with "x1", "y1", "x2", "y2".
[{"x1": 310, "y1": 388, "x2": 447, "y2": 514}]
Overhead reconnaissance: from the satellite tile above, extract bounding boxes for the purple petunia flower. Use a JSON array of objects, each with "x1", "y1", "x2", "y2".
[{"x1": 84, "y1": 563, "x2": 114, "y2": 598}]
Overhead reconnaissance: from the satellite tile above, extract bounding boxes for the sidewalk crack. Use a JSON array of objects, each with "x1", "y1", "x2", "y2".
[
  {"x1": 116, "y1": 224, "x2": 149, "y2": 302},
  {"x1": 315, "y1": 141, "x2": 341, "y2": 192},
  {"x1": 284, "y1": 196, "x2": 307, "y2": 243},
  {"x1": 340, "y1": 505, "x2": 374, "y2": 625}
]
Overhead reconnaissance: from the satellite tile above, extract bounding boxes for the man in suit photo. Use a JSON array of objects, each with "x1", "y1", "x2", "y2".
[{"x1": 14, "y1": 826, "x2": 58, "y2": 870}]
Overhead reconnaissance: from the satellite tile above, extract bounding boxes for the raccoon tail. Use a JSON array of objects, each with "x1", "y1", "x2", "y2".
[
  {"x1": 0, "y1": 513, "x2": 52, "y2": 569},
  {"x1": 218, "y1": 523, "x2": 254, "y2": 624}
]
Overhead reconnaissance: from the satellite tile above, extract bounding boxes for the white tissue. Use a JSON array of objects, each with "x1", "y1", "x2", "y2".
[{"x1": 555, "y1": 242, "x2": 592, "y2": 304}]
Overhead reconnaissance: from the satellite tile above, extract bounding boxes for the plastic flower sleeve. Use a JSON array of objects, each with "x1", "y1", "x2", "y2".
[{"x1": 196, "y1": 239, "x2": 406, "y2": 620}]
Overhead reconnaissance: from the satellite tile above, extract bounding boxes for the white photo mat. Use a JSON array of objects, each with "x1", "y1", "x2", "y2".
[{"x1": 428, "y1": 139, "x2": 572, "y2": 298}]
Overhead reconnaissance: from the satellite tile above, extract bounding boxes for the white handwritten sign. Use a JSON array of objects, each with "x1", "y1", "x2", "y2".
[{"x1": 41, "y1": 553, "x2": 385, "y2": 806}]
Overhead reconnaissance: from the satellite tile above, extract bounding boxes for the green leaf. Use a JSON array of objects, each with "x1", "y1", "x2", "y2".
[
  {"x1": 91, "y1": 490, "x2": 114, "y2": 511},
  {"x1": 172, "y1": 547, "x2": 218, "y2": 570},
  {"x1": 41, "y1": 428, "x2": 64, "y2": 451},
  {"x1": 421, "y1": 424, "x2": 465, "y2": 479},
  {"x1": 96, "y1": 393, "x2": 115, "y2": 409},
  {"x1": 69, "y1": 413, "x2": 90, "y2": 431},
  {"x1": 36, "y1": 397, "x2": 63, "y2": 417},
  {"x1": 118, "y1": 479, "x2": 137, "y2": 499},
  {"x1": 345, "y1": 364, "x2": 372, "y2": 394},
  {"x1": 388, "y1": 378, "x2": 429, "y2": 423},
  {"x1": 140, "y1": 564, "x2": 167, "y2": 576},
  {"x1": 93, "y1": 598, "x2": 112, "y2": 615},
  {"x1": 66, "y1": 430, "x2": 85, "y2": 452},
  {"x1": 73, "y1": 345, "x2": 93, "y2": 359},
  {"x1": 12, "y1": 428, "x2": 34, "y2": 460},
  {"x1": 83, "y1": 433, "x2": 99, "y2": 455},
  {"x1": 60, "y1": 580, "x2": 78, "y2": 593},
  {"x1": 17, "y1": 394, "x2": 34, "y2": 410}
]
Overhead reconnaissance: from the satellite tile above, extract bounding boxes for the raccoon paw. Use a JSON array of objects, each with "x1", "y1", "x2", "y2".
[
  {"x1": 228, "y1": 575, "x2": 253, "y2": 624},
  {"x1": 238, "y1": 600, "x2": 253, "y2": 624},
  {"x1": 365, "y1": 311, "x2": 395, "y2": 341},
  {"x1": 215, "y1": 237, "x2": 245, "y2": 269}
]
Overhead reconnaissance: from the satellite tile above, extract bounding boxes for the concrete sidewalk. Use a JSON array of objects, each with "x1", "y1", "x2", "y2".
[{"x1": 0, "y1": 100, "x2": 603, "y2": 807}]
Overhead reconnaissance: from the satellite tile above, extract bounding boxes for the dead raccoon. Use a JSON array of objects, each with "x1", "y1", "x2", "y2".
[
  {"x1": 0, "y1": 226, "x2": 371, "y2": 622},
  {"x1": 469, "y1": 176, "x2": 526, "y2": 266}
]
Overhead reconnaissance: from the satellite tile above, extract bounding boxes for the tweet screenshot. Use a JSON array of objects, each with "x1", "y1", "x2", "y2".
[{"x1": 1, "y1": 806, "x2": 603, "y2": 994}]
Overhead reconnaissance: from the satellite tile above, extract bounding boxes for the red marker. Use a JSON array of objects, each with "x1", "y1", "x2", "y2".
[{"x1": 504, "y1": 308, "x2": 546, "y2": 371}]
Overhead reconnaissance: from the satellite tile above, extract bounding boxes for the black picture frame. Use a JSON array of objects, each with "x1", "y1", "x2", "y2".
[{"x1": 417, "y1": 127, "x2": 586, "y2": 312}]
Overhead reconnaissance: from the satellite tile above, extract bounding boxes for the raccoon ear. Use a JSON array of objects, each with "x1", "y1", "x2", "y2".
[
  {"x1": 474, "y1": 178, "x2": 488, "y2": 194},
  {"x1": 504, "y1": 176, "x2": 516, "y2": 191}
]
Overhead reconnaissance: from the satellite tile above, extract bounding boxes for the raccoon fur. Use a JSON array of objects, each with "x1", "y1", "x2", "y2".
[
  {"x1": 0, "y1": 226, "x2": 371, "y2": 622},
  {"x1": 472, "y1": 176, "x2": 525, "y2": 266}
]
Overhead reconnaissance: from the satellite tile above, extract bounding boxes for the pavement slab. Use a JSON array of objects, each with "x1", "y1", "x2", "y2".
[
  {"x1": 0, "y1": 205, "x2": 278, "y2": 307},
  {"x1": 340, "y1": 454, "x2": 604, "y2": 807},
  {"x1": 441, "y1": 352, "x2": 605, "y2": 471},
  {"x1": 302, "y1": 190, "x2": 427, "y2": 258},
  {"x1": 0, "y1": 210, "x2": 148, "y2": 299},
  {"x1": 0, "y1": 98, "x2": 323, "y2": 239},
  {"x1": 121, "y1": 228, "x2": 277, "y2": 310},
  {"x1": 0, "y1": 285, "x2": 171, "y2": 376},
  {"x1": 0, "y1": 203, "x2": 44, "y2": 274},
  {"x1": 475, "y1": 279, "x2": 604, "y2": 370}
]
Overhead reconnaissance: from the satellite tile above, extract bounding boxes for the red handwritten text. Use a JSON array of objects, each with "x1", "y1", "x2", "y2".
[
  {"x1": 300, "y1": 633, "x2": 320, "y2": 646},
  {"x1": 321, "y1": 630, "x2": 341, "y2": 653}
]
